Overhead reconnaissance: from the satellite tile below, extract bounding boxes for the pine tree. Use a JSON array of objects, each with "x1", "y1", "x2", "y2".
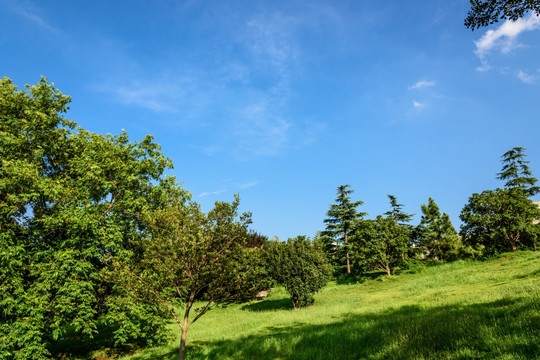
[
  {"x1": 384, "y1": 194, "x2": 414, "y2": 225},
  {"x1": 322, "y1": 185, "x2": 365, "y2": 274},
  {"x1": 416, "y1": 198, "x2": 462, "y2": 261},
  {"x1": 497, "y1": 147, "x2": 539, "y2": 197}
]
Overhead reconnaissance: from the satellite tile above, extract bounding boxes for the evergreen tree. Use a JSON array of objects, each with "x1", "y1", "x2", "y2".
[
  {"x1": 322, "y1": 185, "x2": 365, "y2": 274},
  {"x1": 415, "y1": 198, "x2": 463, "y2": 261},
  {"x1": 384, "y1": 194, "x2": 414, "y2": 225},
  {"x1": 497, "y1": 147, "x2": 539, "y2": 197}
]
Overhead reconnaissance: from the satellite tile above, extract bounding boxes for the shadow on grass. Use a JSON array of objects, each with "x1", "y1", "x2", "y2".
[
  {"x1": 241, "y1": 298, "x2": 293, "y2": 312},
  {"x1": 127, "y1": 345, "x2": 178, "y2": 360},
  {"x1": 47, "y1": 324, "x2": 136, "y2": 360},
  {"x1": 186, "y1": 296, "x2": 540, "y2": 360},
  {"x1": 335, "y1": 272, "x2": 382, "y2": 285}
]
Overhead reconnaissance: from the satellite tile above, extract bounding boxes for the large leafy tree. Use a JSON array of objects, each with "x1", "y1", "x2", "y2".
[
  {"x1": 108, "y1": 195, "x2": 266, "y2": 360},
  {"x1": 266, "y1": 236, "x2": 332, "y2": 309},
  {"x1": 0, "y1": 77, "x2": 182, "y2": 359},
  {"x1": 461, "y1": 147, "x2": 540, "y2": 253},
  {"x1": 354, "y1": 216, "x2": 410, "y2": 276},
  {"x1": 465, "y1": 0, "x2": 540, "y2": 30},
  {"x1": 415, "y1": 198, "x2": 464, "y2": 261},
  {"x1": 461, "y1": 188, "x2": 540, "y2": 252},
  {"x1": 322, "y1": 185, "x2": 365, "y2": 274}
]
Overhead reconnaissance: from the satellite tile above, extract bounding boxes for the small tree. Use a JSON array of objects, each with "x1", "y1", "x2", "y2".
[
  {"x1": 109, "y1": 195, "x2": 264, "y2": 360},
  {"x1": 322, "y1": 185, "x2": 365, "y2": 274},
  {"x1": 354, "y1": 216, "x2": 410, "y2": 276},
  {"x1": 415, "y1": 198, "x2": 464, "y2": 261},
  {"x1": 266, "y1": 236, "x2": 332, "y2": 309}
]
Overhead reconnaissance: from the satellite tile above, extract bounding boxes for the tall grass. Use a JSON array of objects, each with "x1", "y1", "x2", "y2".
[{"x1": 70, "y1": 251, "x2": 540, "y2": 359}]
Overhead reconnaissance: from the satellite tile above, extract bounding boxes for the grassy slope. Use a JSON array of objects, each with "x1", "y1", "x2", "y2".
[{"x1": 120, "y1": 251, "x2": 540, "y2": 360}]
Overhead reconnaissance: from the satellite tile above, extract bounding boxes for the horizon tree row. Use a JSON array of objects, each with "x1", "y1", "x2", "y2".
[{"x1": 320, "y1": 147, "x2": 540, "y2": 276}]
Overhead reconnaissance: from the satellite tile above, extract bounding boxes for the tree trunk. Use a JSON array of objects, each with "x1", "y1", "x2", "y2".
[
  {"x1": 344, "y1": 232, "x2": 351, "y2": 274},
  {"x1": 179, "y1": 303, "x2": 192, "y2": 360},
  {"x1": 179, "y1": 326, "x2": 188, "y2": 360},
  {"x1": 386, "y1": 265, "x2": 391, "y2": 277}
]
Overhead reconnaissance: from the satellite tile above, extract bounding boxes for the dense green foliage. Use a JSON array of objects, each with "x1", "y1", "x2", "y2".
[
  {"x1": 108, "y1": 195, "x2": 266, "y2": 360},
  {"x1": 384, "y1": 194, "x2": 414, "y2": 225},
  {"x1": 266, "y1": 236, "x2": 332, "y2": 309},
  {"x1": 461, "y1": 188, "x2": 540, "y2": 253},
  {"x1": 0, "y1": 77, "x2": 183, "y2": 359},
  {"x1": 353, "y1": 215, "x2": 410, "y2": 276},
  {"x1": 111, "y1": 251, "x2": 540, "y2": 360},
  {"x1": 322, "y1": 185, "x2": 365, "y2": 274},
  {"x1": 414, "y1": 198, "x2": 471, "y2": 261},
  {"x1": 460, "y1": 147, "x2": 540, "y2": 254},
  {"x1": 465, "y1": 0, "x2": 540, "y2": 29},
  {"x1": 497, "y1": 147, "x2": 540, "y2": 196}
]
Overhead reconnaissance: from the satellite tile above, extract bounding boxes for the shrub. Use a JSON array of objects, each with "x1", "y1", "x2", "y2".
[{"x1": 266, "y1": 236, "x2": 333, "y2": 309}]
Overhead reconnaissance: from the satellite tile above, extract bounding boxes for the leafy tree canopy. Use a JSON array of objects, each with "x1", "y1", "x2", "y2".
[
  {"x1": 461, "y1": 188, "x2": 540, "y2": 252},
  {"x1": 465, "y1": 0, "x2": 540, "y2": 30},
  {"x1": 353, "y1": 216, "x2": 410, "y2": 276},
  {"x1": 108, "y1": 194, "x2": 265, "y2": 360},
  {"x1": 266, "y1": 236, "x2": 332, "y2": 309},
  {"x1": 460, "y1": 147, "x2": 540, "y2": 254},
  {"x1": 0, "y1": 77, "x2": 184, "y2": 359}
]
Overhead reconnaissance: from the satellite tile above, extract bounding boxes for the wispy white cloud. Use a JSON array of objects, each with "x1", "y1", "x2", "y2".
[
  {"x1": 413, "y1": 101, "x2": 424, "y2": 108},
  {"x1": 474, "y1": 13, "x2": 540, "y2": 71},
  {"x1": 7, "y1": 0, "x2": 60, "y2": 33},
  {"x1": 517, "y1": 70, "x2": 536, "y2": 83},
  {"x1": 238, "y1": 181, "x2": 258, "y2": 189},
  {"x1": 409, "y1": 80, "x2": 435, "y2": 90},
  {"x1": 95, "y1": 6, "x2": 330, "y2": 159},
  {"x1": 234, "y1": 102, "x2": 291, "y2": 157},
  {"x1": 198, "y1": 189, "x2": 227, "y2": 197},
  {"x1": 242, "y1": 12, "x2": 300, "y2": 77},
  {"x1": 198, "y1": 180, "x2": 258, "y2": 197},
  {"x1": 111, "y1": 81, "x2": 187, "y2": 112}
]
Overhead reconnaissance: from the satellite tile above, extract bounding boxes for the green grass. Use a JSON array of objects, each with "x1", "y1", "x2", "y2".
[{"x1": 88, "y1": 252, "x2": 540, "y2": 359}]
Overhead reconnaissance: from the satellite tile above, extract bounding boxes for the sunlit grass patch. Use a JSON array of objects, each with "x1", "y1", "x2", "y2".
[{"x1": 104, "y1": 251, "x2": 540, "y2": 359}]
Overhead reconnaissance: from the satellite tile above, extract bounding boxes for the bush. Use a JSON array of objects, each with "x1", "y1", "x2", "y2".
[{"x1": 266, "y1": 236, "x2": 333, "y2": 309}]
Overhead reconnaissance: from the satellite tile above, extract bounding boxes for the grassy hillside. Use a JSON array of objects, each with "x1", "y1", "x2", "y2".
[{"x1": 106, "y1": 251, "x2": 539, "y2": 359}]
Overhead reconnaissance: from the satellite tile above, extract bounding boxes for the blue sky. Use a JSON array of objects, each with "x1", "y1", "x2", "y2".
[{"x1": 2, "y1": 0, "x2": 540, "y2": 240}]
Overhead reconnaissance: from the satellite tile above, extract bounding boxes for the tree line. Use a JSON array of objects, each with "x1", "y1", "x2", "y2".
[{"x1": 319, "y1": 147, "x2": 540, "y2": 277}]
